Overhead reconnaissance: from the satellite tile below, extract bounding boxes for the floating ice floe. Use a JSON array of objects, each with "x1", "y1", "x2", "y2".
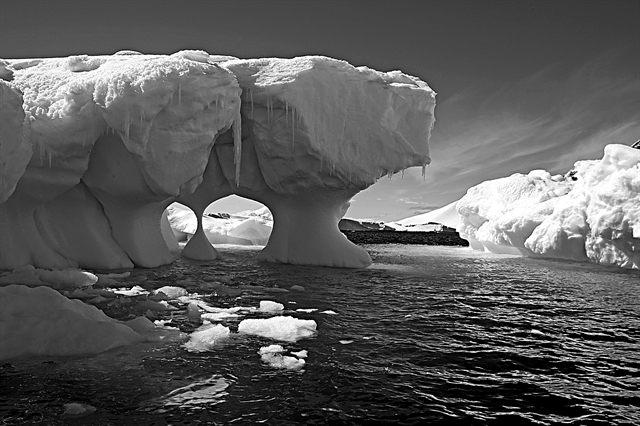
[
  {"x1": 258, "y1": 300, "x2": 284, "y2": 313},
  {"x1": 0, "y1": 266, "x2": 98, "y2": 288},
  {"x1": 62, "y1": 403, "x2": 97, "y2": 417},
  {"x1": 183, "y1": 323, "x2": 231, "y2": 353},
  {"x1": 0, "y1": 285, "x2": 180, "y2": 361},
  {"x1": 238, "y1": 316, "x2": 317, "y2": 342},
  {"x1": 258, "y1": 344, "x2": 306, "y2": 370},
  {"x1": 154, "y1": 286, "x2": 188, "y2": 299}
]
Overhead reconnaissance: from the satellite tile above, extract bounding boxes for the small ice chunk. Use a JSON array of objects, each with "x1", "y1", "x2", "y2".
[
  {"x1": 201, "y1": 312, "x2": 241, "y2": 321},
  {"x1": 65, "y1": 288, "x2": 92, "y2": 299},
  {"x1": 258, "y1": 344, "x2": 285, "y2": 355},
  {"x1": 95, "y1": 275, "x2": 118, "y2": 286},
  {"x1": 155, "y1": 286, "x2": 188, "y2": 299},
  {"x1": 258, "y1": 300, "x2": 284, "y2": 313},
  {"x1": 113, "y1": 285, "x2": 148, "y2": 297},
  {"x1": 137, "y1": 300, "x2": 174, "y2": 311},
  {"x1": 260, "y1": 353, "x2": 305, "y2": 370},
  {"x1": 183, "y1": 323, "x2": 231, "y2": 352},
  {"x1": 321, "y1": 310, "x2": 338, "y2": 315},
  {"x1": 0, "y1": 267, "x2": 99, "y2": 287},
  {"x1": 290, "y1": 285, "x2": 306, "y2": 292},
  {"x1": 290, "y1": 349, "x2": 308, "y2": 358},
  {"x1": 100, "y1": 272, "x2": 131, "y2": 279},
  {"x1": 62, "y1": 402, "x2": 96, "y2": 417},
  {"x1": 186, "y1": 302, "x2": 201, "y2": 323},
  {"x1": 39, "y1": 268, "x2": 98, "y2": 287},
  {"x1": 123, "y1": 316, "x2": 156, "y2": 334},
  {"x1": 295, "y1": 308, "x2": 318, "y2": 313},
  {"x1": 238, "y1": 316, "x2": 317, "y2": 342},
  {"x1": 239, "y1": 285, "x2": 289, "y2": 293},
  {"x1": 258, "y1": 345, "x2": 305, "y2": 370},
  {"x1": 87, "y1": 296, "x2": 107, "y2": 304}
]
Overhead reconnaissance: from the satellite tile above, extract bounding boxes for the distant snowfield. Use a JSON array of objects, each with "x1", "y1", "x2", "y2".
[{"x1": 167, "y1": 203, "x2": 273, "y2": 246}]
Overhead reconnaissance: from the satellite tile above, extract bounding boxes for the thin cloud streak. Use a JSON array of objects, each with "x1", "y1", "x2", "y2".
[{"x1": 349, "y1": 49, "x2": 639, "y2": 221}]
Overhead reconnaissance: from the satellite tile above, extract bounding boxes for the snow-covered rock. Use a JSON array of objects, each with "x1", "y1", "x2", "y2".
[
  {"x1": 456, "y1": 144, "x2": 639, "y2": 269},
  {"x1": 1, "y1": 51, "x2": 435, "y2": 270}
]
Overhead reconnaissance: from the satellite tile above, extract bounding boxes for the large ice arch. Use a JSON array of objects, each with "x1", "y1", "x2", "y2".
[{"x1": 0, "y1": 51, "x2": 435, "y2": 270}]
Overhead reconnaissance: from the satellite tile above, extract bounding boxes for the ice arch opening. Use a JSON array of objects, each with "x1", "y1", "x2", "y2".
[
  {"x1": 166, "y1": 196, "x2": 273, "y2": 258},
  {"x1": 170, "y1": 123, "x2": 374, "y2": 268}
]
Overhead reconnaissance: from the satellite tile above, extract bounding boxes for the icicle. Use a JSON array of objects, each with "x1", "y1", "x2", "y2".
[
  {"x1": 387, "y1": 171, "x2": 393, "y2": 180},
  {"x1": 267, "y1": 93, "x2": 272, "y2": 123},
  {"x1": 291, "y1": 107, "x2": 295, "y2": 146},
  {"x1": 422, "y1": 164, "x2": 427, "y2": 180},
  {"x1": 124, "y1": 111, "x2": 131, "y2": 139},
  {"x1": 233, "y1": 107, "x2": 242, "y2": 186},
  {"x1": 249, "y1": 89, "x2": 254, "y2": 119},
  {"x1": 401, "y1": 169, "x2": 405, "y2": 179}
]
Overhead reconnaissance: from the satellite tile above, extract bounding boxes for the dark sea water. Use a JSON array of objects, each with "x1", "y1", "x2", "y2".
[{"x1": 1, "y1": 244, "x2": 639, "y2": 425}]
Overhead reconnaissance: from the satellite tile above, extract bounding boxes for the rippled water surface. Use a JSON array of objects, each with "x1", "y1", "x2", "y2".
[{"x1": 1, "y1": 245, "x2": 639, "y2": 425}]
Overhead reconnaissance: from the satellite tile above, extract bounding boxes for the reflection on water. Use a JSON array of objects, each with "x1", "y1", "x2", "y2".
[
  {"x1": 0, "y1": 245, "x2": 638, "y2": 425},
  {"x1": 141, "y1": 375, "x2": 231, "y2": 413}
]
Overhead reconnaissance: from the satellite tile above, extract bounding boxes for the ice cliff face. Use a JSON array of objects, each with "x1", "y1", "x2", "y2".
[
  {"x1": 0, "y1": 51, "x2": 435, "y2": 269},
  {"x1": 457, "y1": 144, "x2": 640, "y2": 269}
]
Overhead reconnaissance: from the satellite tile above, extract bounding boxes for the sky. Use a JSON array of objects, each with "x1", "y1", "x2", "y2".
[{"x1": 1, "y1": 0, "x2": 638, "y2": 221}]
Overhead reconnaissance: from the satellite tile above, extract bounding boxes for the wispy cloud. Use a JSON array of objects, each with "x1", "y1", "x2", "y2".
[{"x1": 349, "y1": 49, "x2": 639, "y2": 221}]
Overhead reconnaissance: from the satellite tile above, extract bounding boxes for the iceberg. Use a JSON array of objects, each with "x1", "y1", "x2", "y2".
[
  {"x1": 455, "y1": 144, "x2": 639, "y2": 269},
  {"x1": 0, "y1": 51, "x2": 435, "y2": 270}
]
